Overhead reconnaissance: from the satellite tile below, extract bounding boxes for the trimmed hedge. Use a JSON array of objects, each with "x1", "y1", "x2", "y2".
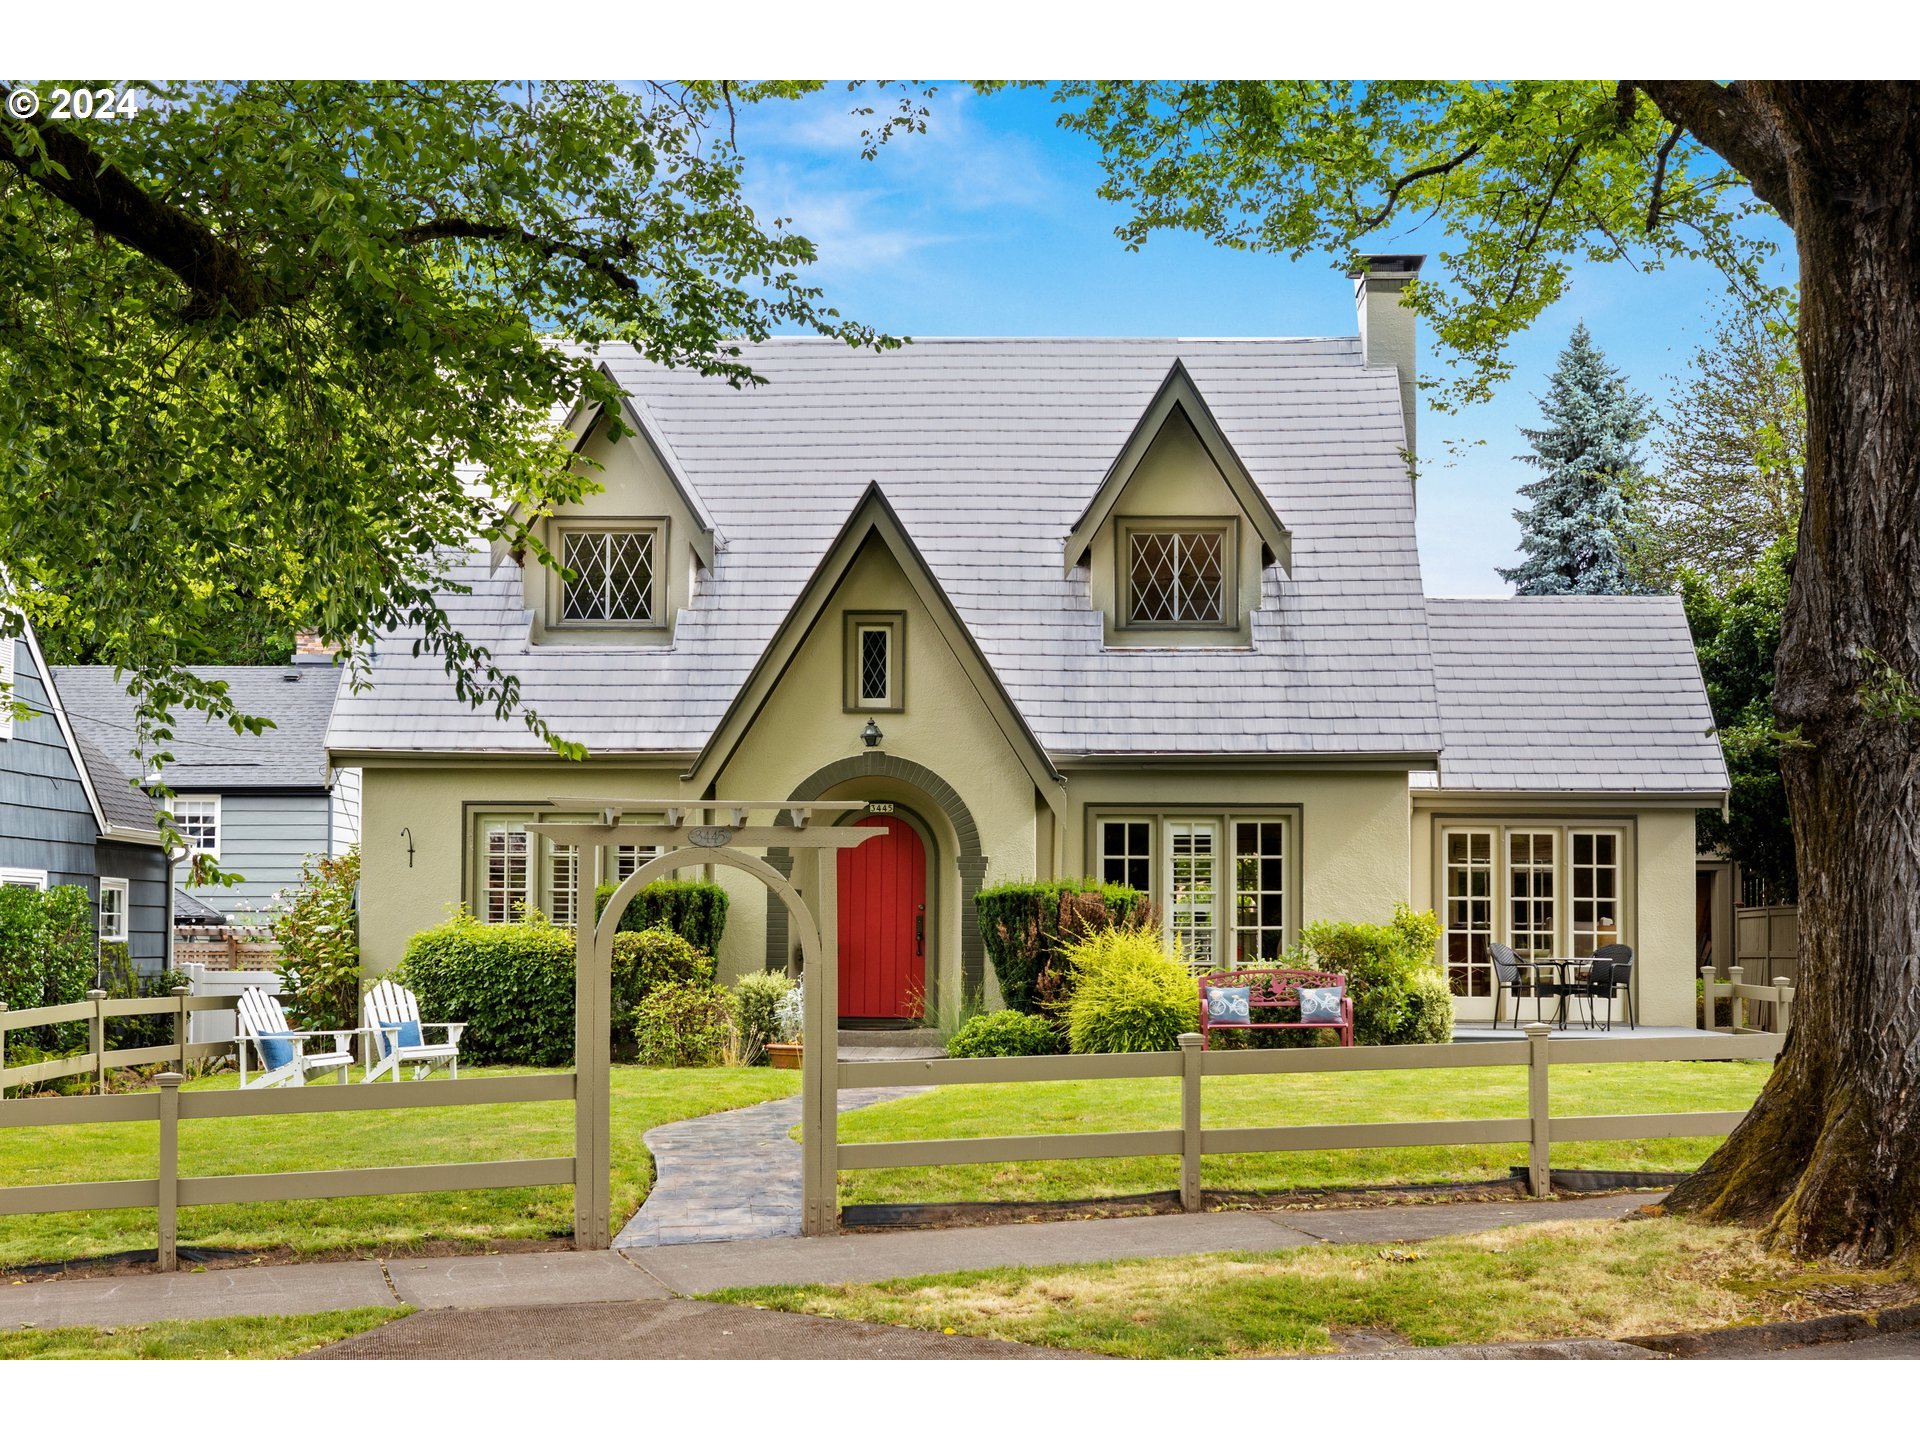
[
  {"x1": 398, "y1": 914, "x2": 716, "y2": 1065},
  {"x1": 0, "y1": 884, "x2": 95, "y2": 1051},
  {"x1": 976, "y1": 878, "x2": 1149, "y2": 1014},
  {"x1": 946, "y1": 1010, "x2": 1061, "y2": 1058},
  {"x1": 594, "y1": 879, "x2": 730, "y2": 954}
]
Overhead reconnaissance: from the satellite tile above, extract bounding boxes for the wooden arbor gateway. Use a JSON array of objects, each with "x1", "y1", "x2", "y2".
[{"x1": 528, "y1": 798, "x2": 883, "y2": 1245}]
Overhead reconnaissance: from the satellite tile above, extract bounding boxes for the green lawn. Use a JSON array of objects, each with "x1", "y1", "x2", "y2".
[
  {"x1": 0, "y1": 1307, "x2": 405, "y2": 1360},
  {"x1": 716, "y1": 1216, "x2": 1861, "y2": 1358},
  {"x1": 0, "y1": 1065, "x2": 798, "y2": 1270},
  {"x1": 833, "y1": 1061, "x2": 1771, "y2": 1206}
]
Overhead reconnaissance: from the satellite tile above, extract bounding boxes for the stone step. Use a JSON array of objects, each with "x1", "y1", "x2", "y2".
[{"x1": 836, "y1": 1028, "x2": 943, "y2": 1048}]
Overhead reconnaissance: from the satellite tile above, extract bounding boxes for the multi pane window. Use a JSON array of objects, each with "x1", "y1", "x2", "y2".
[
  {"x1": 1507, "y1": 832, "x2": 1556, "y2": 961},
  {"x1": 1098, "y1": 819, "x2": 1152, "y2": 893},
  {"x1": 483, "y1": 822, "x2": 530, "y2": 924},
  {"x1": 0, "y1": 868, "x2": 47, "y2": 890},
  {"x1": 1232, "y1": 821, "x2": 1287, "y2": 966},
  {"x1": 560, "y1": 528, "x2": 656, "y2": 623},
  {"x1": 1444, "y1": 830, "x2": 1496, "y2": 997},
  {"x1": 1167, "y1": 820, "x2": 1220, "y2": 968},
  {"x1": 99, "y1": 878, "x2": 128, "y2": 942},
  {"x1": 546, "y1": 842, "x2": 579, "y2": 929},
  {"x1": 170, "y1": 797, "x2": 220, "y2": 859},
  {"x1": 1127, "y1": 527, "x2": 1227, "y2": 625},
  {"x1": 1441, "y1": 825, "x2": 1628, "y2": 993},
  {"x1": 1571, "y1": 831, "x2": 1621, "y2": 956},
  {"x1": 614, "y1": 843, "x2": 661, "y2": 881},
  {"x1": 858, "y1": 626, "x2": 892, "y2": 705}
]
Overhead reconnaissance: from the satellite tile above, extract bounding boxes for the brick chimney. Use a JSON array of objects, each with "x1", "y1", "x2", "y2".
[
  {"x1": 1349, "y1": 254, "x2": 1424, "y2": 465},
  {"x1": 292, "y1": 631, "x2": 338, "y2": 665}
]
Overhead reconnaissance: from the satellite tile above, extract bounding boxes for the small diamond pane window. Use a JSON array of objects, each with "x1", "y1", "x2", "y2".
[
  {"x1": 859, "y1": 627, "x2": 891, "y2": 703},
  {"x1": 562, "y1": 529, "x2": 655, "y2": 622},
  {"x1": 1128, "y1": 529, "x2": 1226, "y2": 624}
]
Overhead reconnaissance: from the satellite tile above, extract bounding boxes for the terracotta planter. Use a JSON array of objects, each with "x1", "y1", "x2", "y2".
[{"x1": 766, "y1": 1042, "x2": 803, "y2": 1070}]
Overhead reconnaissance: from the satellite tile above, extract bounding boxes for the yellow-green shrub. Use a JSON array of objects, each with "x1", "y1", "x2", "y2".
[{"x1": 1061, "y1": 927, "x2": 1197, "y2": 1054}]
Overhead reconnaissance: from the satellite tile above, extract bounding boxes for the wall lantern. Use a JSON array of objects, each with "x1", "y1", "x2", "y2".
[{"x1": 861, "y1": 718, "x2": 884, "y2": 749}]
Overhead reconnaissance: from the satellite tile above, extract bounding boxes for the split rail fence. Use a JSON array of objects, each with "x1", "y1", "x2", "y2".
[
  {"x1": 1700, "y1": 966, "x2": 1795, "y2": 1035},
  {"x1": 0, "y1": 992, "x2": 575, "y2": 1270},
  {"x1": 836, "y1": 1025, "x2": 1786, "y2": 1208}
]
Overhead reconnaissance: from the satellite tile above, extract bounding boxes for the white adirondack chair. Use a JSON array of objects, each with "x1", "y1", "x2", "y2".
[
  {"x1": 362, "y1": 979, "x2": 463, "y2": 1082},
  {"x1": 234, "y1": 987, "x2": 357, "y2": 1089}
]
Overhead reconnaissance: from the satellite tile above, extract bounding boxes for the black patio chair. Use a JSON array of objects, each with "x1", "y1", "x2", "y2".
[
  {"x1": 1489, "y1": 942, "x2": 1536, "y2": 1029},
  {"x1": 1579, "y1": 944, "x2": 1636, "y2": 1030}
]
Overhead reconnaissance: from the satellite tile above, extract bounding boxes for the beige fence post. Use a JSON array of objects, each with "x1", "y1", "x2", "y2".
[
  {"x1": 1698, "y1": 965, "x2": 1714, "y2": 1031},
  {"x1": 1728, "y1": 966, "x2": 1746, "y2": 1032},
  {"x1": 1524, "y1": 1022, "x2": 1552, "y2": 1198},
  {"x1": 0, "y1": 1000, "x2": 8, "y2": 1099},
  {"x1": 87, "y1": 989, "x2": 108, "y2": 1094},
  {"x1": 156, "y1": 1071, "x2": 183, "y2": 1271},
  {"x1": 173, "y1": 985, "x2": 191, "y2": 1066},
  {"x1": 1772, "y1": 977, "x2": 1793, "y2": 1036},
  {"x1": 1178, "y1": 1032, "x2": 1203, "y2": 1213}
]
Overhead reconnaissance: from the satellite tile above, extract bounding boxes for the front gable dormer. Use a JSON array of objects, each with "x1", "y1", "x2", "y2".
[
  {"x1": 1066, "y1": 361, "x2": 1290, "y2": 647},
  {"x1": 522, "y1": 373, "x2": 718, "y2": 647}
]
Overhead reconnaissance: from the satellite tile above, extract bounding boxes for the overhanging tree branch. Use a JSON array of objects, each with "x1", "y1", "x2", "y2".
[
  {"x1": 394, "y1": 218, "x2": 642, "y2": 295},
  {"x1": 1628, "y1": 81, "x2": 1795, "y2": 224},
  {"x1": 0, "y1": 84, "x2": 284, "y2": 318},
  {"x1": 1352, "y1": 142, "x2": 1484, "y2": 229}
]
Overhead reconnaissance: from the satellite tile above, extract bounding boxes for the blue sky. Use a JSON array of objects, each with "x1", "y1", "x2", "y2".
[{"x1": 735, "y1": 84, "x2": 1796, "y2": 595}]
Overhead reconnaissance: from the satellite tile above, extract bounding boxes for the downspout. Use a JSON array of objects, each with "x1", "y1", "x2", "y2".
[{"x1": 163, "y1": 843, "x2": 183, "y2": 972}]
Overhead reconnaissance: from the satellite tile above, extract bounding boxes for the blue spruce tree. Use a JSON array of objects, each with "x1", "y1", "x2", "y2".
[{"x1": 1498, "y1": 323, "x2": 1650, "y2": 595}]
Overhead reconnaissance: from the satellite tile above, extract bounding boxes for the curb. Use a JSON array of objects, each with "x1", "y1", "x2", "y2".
[{"x1": 1627, "y1": 1301, "x2": 1920, "y2": 1357}]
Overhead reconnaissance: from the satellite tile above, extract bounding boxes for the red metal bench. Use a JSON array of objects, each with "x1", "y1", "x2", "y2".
[{"x1": 1196, "y1": 967, "x2": 1353, "y2": 1049}]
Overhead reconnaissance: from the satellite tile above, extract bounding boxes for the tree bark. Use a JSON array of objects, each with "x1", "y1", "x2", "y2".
[{"x1": 1664, "y1": 82, "x2": 1920, "y2": 1265}]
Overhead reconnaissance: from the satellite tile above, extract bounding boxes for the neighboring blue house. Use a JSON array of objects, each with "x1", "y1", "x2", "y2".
[
  {"x1": 55, "y1": 656, "x2": 359, "y2": 927},
  {"x1": 0, "y1": 623, "x2": 173, "y2": 971}
]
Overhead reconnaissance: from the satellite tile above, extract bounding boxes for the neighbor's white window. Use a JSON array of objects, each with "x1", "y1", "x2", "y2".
[
  {"x1": 481, "y1": 819, "x2": 530, "y2": 923},
  {"x1": 1125, "y1": 524, "x2": 1230, "y2": 626},
  {"x1": 1231, "y1": 820, "x2": 1288, "y2": 966},
  {"x1": 0, "y1": 867, "x2": 48, "y2": 890},
  {"x1": 170, "y1": 796, "x2": 220, "y2": 859},
  {"x1": 99, "y1": 877, "x2": 129, "y2": 942},
  {"x1": 1166, "y1": 819, "x2": 1220, "y2": 968},
  {"x1": 560, "y1": 526, "x2": 657, "y2": 623}
]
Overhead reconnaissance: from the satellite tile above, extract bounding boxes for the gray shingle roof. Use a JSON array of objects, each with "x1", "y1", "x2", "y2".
[
  {"x1": 55, "y1": 664, "x2": 343, "y2": 790},
  {"x1": 1421, "y1": 596, "x2": 1729, "y2": 796},
  {"x1": 327, "y1": 337, "x2": 1443, "y2": 760},
  {"x1": 71, "y1": 728, "x2": 162, "y2": 832}
]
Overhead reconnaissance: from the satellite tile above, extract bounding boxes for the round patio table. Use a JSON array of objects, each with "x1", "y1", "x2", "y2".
[{"x1": 1512, "y1": 958, "x2": 1594, "y2": 1030}]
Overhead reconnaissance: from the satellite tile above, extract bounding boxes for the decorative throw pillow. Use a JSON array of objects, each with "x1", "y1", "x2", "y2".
[
  {"x1": 1298, "y1": 985, "x2": 1345, "y2": 1023},
  {"x1": 1206, "y1": 985, "x2": 1252, "y2": 1025},
  {"x1": 256, "y1": 1031, "x2": 297, "y2": 1070},
  {"x1": 386, "y1": 1018, "x2": 424, "y2": 1051}
]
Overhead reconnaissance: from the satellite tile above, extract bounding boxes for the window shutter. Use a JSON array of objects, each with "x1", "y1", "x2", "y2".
[{"x1": 0, "y1": 635, "x2": 14, "y2": 742}]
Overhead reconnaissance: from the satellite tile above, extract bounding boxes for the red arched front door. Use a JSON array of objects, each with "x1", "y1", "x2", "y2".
[{"x1": 837, "y1": 815, "x2": 927, "y2": 1020}]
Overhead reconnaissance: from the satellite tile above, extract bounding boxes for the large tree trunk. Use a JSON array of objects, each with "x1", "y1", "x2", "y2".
[{"x1": 1665, "y1": 83, "x2": 1920, "y2": 1264}]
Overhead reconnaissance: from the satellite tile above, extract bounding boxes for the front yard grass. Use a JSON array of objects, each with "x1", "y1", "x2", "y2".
[
  {"x1": 0, "y1": 1307, "x2": 405, "y2": 1360},
  {"x1": 0, "y1": 1065, "x2": 798, "y2": 1271},
  {"x1": 716, "y1": 1216, "x2": 1888, "y2": 1358},
  {"x1": 833, "y1": 1061, "x2": 1770, "y2": 1205}
]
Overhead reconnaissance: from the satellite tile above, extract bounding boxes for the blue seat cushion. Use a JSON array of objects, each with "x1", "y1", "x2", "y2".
[
  {"x1": 1205, "y1": 985, "x2": 1251, "y2": 1025},
  {"x1": 385, "y1": 1018, "x2": 424, "y2": 1051},
  {"x1": 256, "y1": 1031, "x2": 297, "y2": 1070},
  {"x1": 1298, "y1": 985, "x2": 1345, "y2": 1023}
]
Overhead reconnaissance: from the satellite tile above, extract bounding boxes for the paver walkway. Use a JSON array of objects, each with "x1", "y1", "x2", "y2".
[{"x1": 611, "y1": 1085, "x2": 924, "y2": 1248}]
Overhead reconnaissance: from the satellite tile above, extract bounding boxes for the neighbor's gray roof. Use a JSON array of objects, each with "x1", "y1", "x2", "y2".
[
  {"x1": 327, "y1": 337, "x2": 1443, "y2": 760},
  {"x1": 1421, "y1": 597, "x2": 1728, "y2": 796},
  {"x1": 55, "y1": 664, "x2": 343, "y2": 791},
  {"x1": 71, "y1": 728, "x2": 163, "y2": 833}
]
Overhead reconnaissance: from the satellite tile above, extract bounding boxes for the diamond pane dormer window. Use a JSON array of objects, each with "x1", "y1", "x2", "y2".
[
  {"x1": 859, "y1": 627, "x2": 891, "y2": 704},
  {"x1": 1127, "y1": 526, "x2": 1227, "y2": 626},
  {"x1": 561, "y1": 528, "x2": 656, "y2": 623}
]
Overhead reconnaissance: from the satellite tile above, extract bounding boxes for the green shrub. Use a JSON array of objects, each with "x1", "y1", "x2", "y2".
[
  {"x1": 274, "y1": 848, "x2": 363, "y2": 1031},
  {"x1": 1401, "y1": 966, "x2": 1456, "y2": 1045},
  {"x1": 1293, "y1": 903, "x2": 1449, "y2": 1046},
  {"x1": 1062, "y1": 927, "x2": 1197, "y2": 1054},
  {"x1": 0, "y1": 884, "x2": 95, "y2": 1051},
  {"x1": 594, "y1": 879, "x2": 730, "y2": 953},
  {"x1": 946, "y1": 1010, "x2": 1061, "y2": 1058},
  {"x1": 611, "y1": 926, "x2": 713, "y2": 1018},
  {"x1": 97, "y1": 943, "x2": 192, "y2": 1053},
  {"x1": 632, "y1": 981, "x2": 734, "y2": 1067},
  {"x1": 976, "y1": 878, "x2": 1150, "y2": 1014},
  {"x1": 398, "y1": 911, "x2": 577, "y2": 1066},
  {"x1": 733, "y1": 971, "x2": 795, "y2": 1064}
]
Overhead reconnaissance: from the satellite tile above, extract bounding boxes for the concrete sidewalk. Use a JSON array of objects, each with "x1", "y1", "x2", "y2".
[{"x1": 0, "y1": 1192, "x2": 1649, "y2": 1333}]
